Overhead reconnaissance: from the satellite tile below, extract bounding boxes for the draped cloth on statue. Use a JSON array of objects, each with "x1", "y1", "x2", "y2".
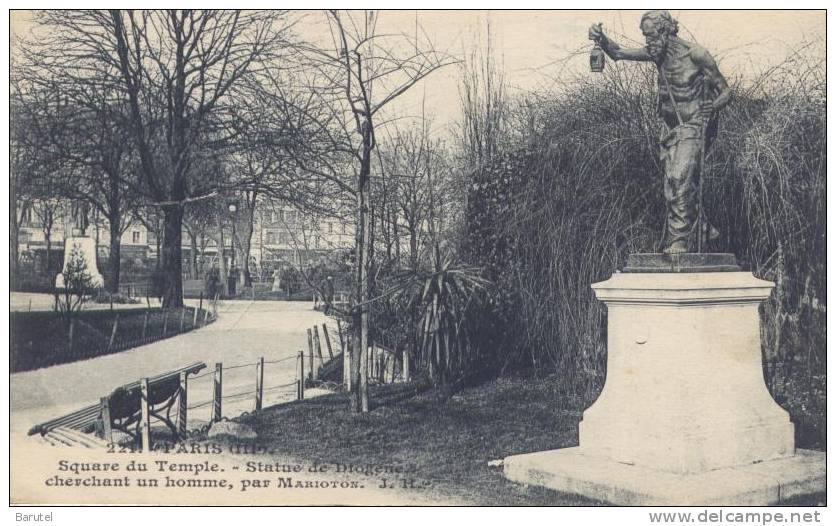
[{"x1": 660, "y1": 122, "x2": 719, "y2": 252}]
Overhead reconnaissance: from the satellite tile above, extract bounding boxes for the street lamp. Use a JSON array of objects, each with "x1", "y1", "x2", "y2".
[{"x1": 228, "y1": 203, "x2": 237, "y2": 269}]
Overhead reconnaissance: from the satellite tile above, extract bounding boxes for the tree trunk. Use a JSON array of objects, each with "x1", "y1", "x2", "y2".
[
  {"x1": 214, "y1": 215, "x2": 229, "y2": 296},
  {"x1": 161, "y1": 205, "x2": 184, "y2": 307},
  {"x1": 44, "y1": 227, "x2": 52, "y2": 275},
  {"x1": 352, "y1": 137, "x2": 373, "y2": 413},
  {"x1": 349, "y1": 312, "x2": 362, "y2": 408},
  {"x1": 241, "y1": 215, "x2": 254, "y2": 288},
  {"x1": 106, "y1": 214, "x2": 121, "y2": 293}
]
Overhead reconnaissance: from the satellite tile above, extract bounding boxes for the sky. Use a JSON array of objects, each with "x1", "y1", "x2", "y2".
[{"x1": 10, "y1": 10, "x2": 825, "y2": 137}]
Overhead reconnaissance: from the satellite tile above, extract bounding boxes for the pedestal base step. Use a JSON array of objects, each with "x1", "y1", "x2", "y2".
[
  {"x1": 623, "y1": 253, "x2": 741, "y2": 273},
  {"x1": 503, "y1": 447, "x2": 824, "y2": 505}
]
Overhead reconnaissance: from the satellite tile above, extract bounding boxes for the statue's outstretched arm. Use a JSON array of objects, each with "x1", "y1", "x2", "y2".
[
  {"x1": 589, "y1": 24, "x2": 652, "y2": 62},
  {"x1": 603, "y1": 37, "x2": 653, "y2": 62}
]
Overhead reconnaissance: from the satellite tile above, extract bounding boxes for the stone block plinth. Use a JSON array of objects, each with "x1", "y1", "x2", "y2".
[
  {"x1": 503, "y1": 269, "x2": 825, "y2": 505},
  {"x1": 55, "y1": 237, "x2": 104, "y2": 289}
]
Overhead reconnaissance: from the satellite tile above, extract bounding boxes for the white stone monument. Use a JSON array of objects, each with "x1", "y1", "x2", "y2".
[
  {"x1": 55, "y1": 237, "x2": 105, "y2": 289},
  {"x1": 55, "y1": 203, "x2": 104, "y2": 289},
  {"x1": 503, "y1": 254, "x2": 825, "y2": 505}
]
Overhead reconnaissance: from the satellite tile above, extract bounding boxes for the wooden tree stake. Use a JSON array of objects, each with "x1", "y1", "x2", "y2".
[
  {"x1": 108, "y1": 315, "x2": 119, "y2": 351},
  {"x1": 307, "y1": 328, "x2": 317, "y2": 380},
  {"x1": 297, "y1": 351, "x2": 305, "y2": 400},
  {"x1": 313, "y1": 326, "x2": 325, "y2": 367},
  {"x1": 322, "y1": 324, "x2": 335, "y2": 359}
]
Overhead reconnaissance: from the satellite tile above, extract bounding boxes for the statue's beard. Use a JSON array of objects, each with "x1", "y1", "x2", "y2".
[{"x1": 647, "y1": 39, "x2": 666, "y2": 59}]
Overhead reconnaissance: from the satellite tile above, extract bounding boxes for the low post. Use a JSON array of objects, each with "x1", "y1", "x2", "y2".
[
  {"x1": 179, "y1": 308, "x2": 186, "y2": 333},
  {"x1": 336, "y1": 319, "x2": 346, "y2": 354},
  {"x1": 177, "y1": 371, "x2": 188, "y2": 439},
  {"x1": 162, "y1": 310, "x2": 168, "y2": 336},
  {"x1": 307, "y1": 329, "x2": 317, "y2": 380},
  {"x1": 402, "y1": 350, "x2": 411, "y2": 382},
  {"x1": 322, "y1": 324, "x2": 335, "y2": 359},
  {"x1": 359, "y1": 345, "x2": 369, "y2": 410},
  {"x1": 255, "y1": 357, "x2": 264, "y2": 411},
  {"x1": 213, "y1": 293, "x2": 219, "y2": 318},
  {"x1": 198, "y1": 292, "x2": 204, "y2": 325},
  {"x1": 140, "y1": 378, "x2": 151, "y2": 451},
  {"x1": 108, "y1": 314, "x2": 120, "y2": 351},
  {"x1": 203, "y1": 307, "x2": 210, "y2": 324},
  {"x1": 343, "y1": 343, "x2": 352, "y2": 391},
  {"x1": 99, "y1": 396, "x2": 113, "y2": 443},
  {"x1": 142, "y1": 312, "x2": 149, "y2": 340},
  {"x1": 192, "y1": 305, "x2": 199, "y2": 328},
  {"x1": 297, "y1": 351, "x2": 305, "y2": 400},
  {"x1": 313, "y1": 326, "x2": 325, "y2": 367},
  {"x1": 68, "y1": 319, "x2": 75, "y2": 355},
  {"x1": 212, "y1": 363, "x2": 223, "y2": 423}
]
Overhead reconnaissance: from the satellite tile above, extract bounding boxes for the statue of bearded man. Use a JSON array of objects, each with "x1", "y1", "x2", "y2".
[{"x1": 589, "y1": 10, "x2": 731, "y2": 254}]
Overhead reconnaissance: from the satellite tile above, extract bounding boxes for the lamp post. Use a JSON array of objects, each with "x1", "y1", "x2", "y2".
[
  {"x1": 228, "y1": 203, "x2": 237, "y2": 269},
  {"x1": 228, "y1": 202, "x2": 238, "y2": 296}
]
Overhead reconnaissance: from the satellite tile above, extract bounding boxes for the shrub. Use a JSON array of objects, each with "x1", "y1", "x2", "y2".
[{"x1": 463, "y1": 47, "x2": 826, "y2": 415}]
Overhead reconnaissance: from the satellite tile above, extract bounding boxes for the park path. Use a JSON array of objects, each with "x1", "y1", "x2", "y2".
[
  {"x1": 10, "y1": 297, "x2": 458, "y2": 505},
  {"x1": 10, "y1": 299, "x2": 332, "y2": 435}
]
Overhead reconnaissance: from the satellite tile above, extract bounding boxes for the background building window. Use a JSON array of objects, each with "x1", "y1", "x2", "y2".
[{"x1": 132, "y1": 231, "x2": 141, "y2": 244}]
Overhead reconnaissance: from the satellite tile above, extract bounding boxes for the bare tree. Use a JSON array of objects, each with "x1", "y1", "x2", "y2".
[
  {"x1": 456, "y1": 17, "x2": 509, "y2": 168},
  {"x1": 21, "y1": 85, "x2": 140, "y2": 293},
  {"x1": 24, "y1": 10, "x2": 294, "y2": 306},
  {"x1": 9, "y1": 81, "x2": 64, "y2": 289},
  {"x1": 378, "y1": 115, "x2": 452, "y2": 270},
  {"x1": 32, "y1": 198, "x2": 66, "y2": 274},
  {"x1": 294, "y1": 10, "x2": 456, "y2": 412}
]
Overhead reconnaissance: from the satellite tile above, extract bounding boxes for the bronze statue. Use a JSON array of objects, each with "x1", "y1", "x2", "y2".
[
  {"x1": 71, "y1": 200, "x2": 89, "y2": 236},
  {"x1": 589, "y1": 10, "x2": 731, "y2": 254}
]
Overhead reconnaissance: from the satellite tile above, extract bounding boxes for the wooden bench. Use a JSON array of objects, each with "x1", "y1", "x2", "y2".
[
  {"x1": 42, "y1": 427, "x2": 110, "y2": 449},
  {"x1": 28, "y1": 362, "x2": 207, "y2": 447}
]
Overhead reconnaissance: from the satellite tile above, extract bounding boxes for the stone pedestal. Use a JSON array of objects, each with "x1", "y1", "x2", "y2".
[
  {"x1": 55, "y1": 237, "x2": 105, "y2": 289},
  {"x1": 503, "y1": 266, "x2": 825, "y2": 505}
]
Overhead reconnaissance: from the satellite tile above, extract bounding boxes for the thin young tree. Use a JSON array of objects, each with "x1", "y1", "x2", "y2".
[{"x1": 297, "y1": 10, "x2": 456, "y2": 412}]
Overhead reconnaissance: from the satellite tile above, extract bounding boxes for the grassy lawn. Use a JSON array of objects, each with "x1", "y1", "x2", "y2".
[
  {"x1": 240, "y1": 375, "x2": 605, "y2": 505},
  {"x1": 11, "y1": 307, "x2": 211, "y2": 373},
  {"x1": 239, "y1": 375, "x2": 826, "y2": 506}
]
